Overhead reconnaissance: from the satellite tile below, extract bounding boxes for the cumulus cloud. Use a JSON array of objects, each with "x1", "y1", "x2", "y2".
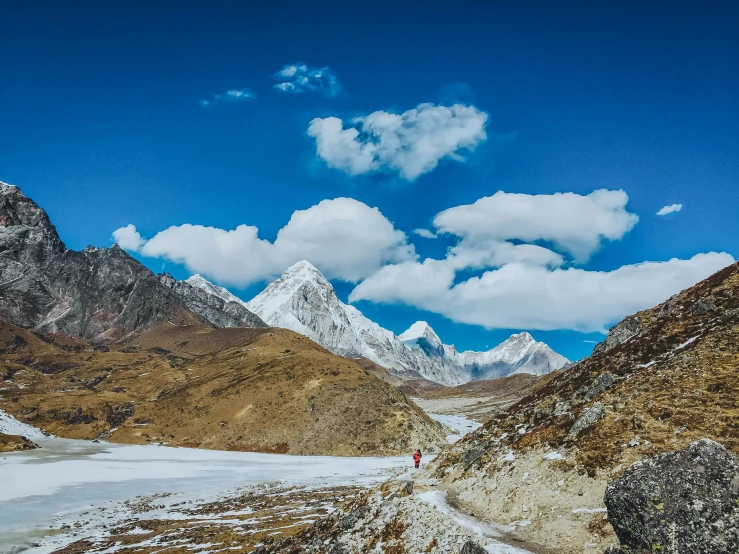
[
  {"x1": 656, "y1": 203, "x2": 683, "y2": 216},
  {"x1": 112, "y1": 224, "x2": 144, "y2": 251},
  {"x1": 350, "y1": 253, "x2": 734, "y2": 332},
  {"x1": 349, "y1": 188, "x2": 734, "y2": 332},
  {"x1": 112, "y1": 198, "x2": 414, "y2": 287},
  {"x1": 273, "y1": 63, "x2": 341, "y2": 97},
  {"x1": 199, "y1": 88, "x2": 256, "y2": 108},
  {"x1": 434, "y1": 189, "x2": 638, "y2": 262},
  {"x1": 308, "y1": 103, "x2": 488, "y2": 180}
]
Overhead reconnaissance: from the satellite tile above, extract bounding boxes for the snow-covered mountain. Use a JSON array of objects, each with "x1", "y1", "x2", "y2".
[{"x1": 241, "y1": 261, "x2": 569, "y2": 385}]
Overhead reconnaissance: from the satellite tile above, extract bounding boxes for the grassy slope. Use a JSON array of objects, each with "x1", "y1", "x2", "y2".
[{"x1": 0, "y1": 323, "x2": 446, "y2": 456}]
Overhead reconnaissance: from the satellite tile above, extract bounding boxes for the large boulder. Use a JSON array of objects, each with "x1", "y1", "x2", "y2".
[{"x1": 604, "y1": 438, "x2": 739, "y2": 553}]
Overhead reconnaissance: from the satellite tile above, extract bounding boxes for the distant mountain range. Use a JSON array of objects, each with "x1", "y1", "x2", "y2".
[
  {"x1": 190, "y1": 260, "x2": 569, "y2": 385},
  {"x1": 0, "y1": 181, "x2": 567, "y2": 386}
]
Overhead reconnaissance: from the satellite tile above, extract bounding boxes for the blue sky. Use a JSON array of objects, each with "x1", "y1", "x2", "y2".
[{"x1": 1, "y1": 2, "x2": 738, "y2": 360}]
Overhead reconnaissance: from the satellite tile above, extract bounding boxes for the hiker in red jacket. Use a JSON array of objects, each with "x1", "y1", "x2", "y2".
[{"x1": 413, "y1": 449, "x2": 422, "y2": 469}]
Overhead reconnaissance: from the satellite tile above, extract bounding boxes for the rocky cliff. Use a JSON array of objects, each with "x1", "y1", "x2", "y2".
[
  {"x1": 0, "y1": 182, "x2": 263, "y2": 340},
  {"x1": 157, "y1": 273, "x2": 266, "y2": 329}
]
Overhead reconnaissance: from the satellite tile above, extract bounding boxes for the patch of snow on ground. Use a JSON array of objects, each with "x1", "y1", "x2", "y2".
[
  {"x1": 544, "y1": 452, "x2": 565, "y2": 461},
  {"x1": 0, "y1": 408, "x2": 47, "y2": 439},
  {"x1": 572, "y1": 507, "x2": 607, "y2": 514},
  {"x1": 672, "y1": 335, "x2": 700, "y2": 352},
  {"x1": 417, "y1": 490, "x2": 532, "y2": 553}
]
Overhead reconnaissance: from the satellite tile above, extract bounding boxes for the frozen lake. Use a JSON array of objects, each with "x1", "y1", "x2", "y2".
[{"x1": 0, "y1": 437, "x2": 409, "y2": 553}]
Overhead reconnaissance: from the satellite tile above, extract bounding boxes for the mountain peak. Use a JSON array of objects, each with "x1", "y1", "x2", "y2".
[
  {"x1": 185, "y1": 274, "x2": 246, "y2": 307},
  {"x1": 399, "y1": 321, "x2": 439, "y2": 342},
  {"x1": 283, "y1": 260, "x2": 323, "y2": 277},
  {"x1": 0, "y1": 180, "x2": 19, "y2": 193}
]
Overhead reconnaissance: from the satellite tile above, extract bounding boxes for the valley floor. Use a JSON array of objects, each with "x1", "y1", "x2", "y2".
[{"x1": 0, "y1": 438, "x2": 407, "y2": 553}]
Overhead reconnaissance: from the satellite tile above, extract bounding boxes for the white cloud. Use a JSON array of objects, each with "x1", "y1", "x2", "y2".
[
  {"x1": 412, "y1": 228, "x2": 436, "y2": 239},
  {"x1": 308, "y1": 103, "x2": 488, "y2": 180},
  {"x1": 112, "y1": 224, "x2": 144, "y2": 251},
  {"x1": 112, "y1": 198, "x2": 414, "y2": 287},
  {"x1": 434, "y1": 189, "x2": 638, "y2": 262},
  {"x1": 273, "y1": 63, "x2": 341, "y2": 97},
  {"x1": 349, "y1": 188, "x2": 734, "y2": 332},
  {"x1": 350, "y1": 253, "x2": 734, "y2": 332},
  {"x1": 656, "y1": 203, "x2": 682, "y2": 216},
  {"x1": 200, "y1": 88, "x2": 256, "y2": 108}
]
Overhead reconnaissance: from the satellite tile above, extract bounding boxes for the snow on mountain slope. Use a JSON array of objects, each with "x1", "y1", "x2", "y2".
[
  {"x1": 246, "y1": 261, "x2": 365, "y2": 358},
  {"x1": 241, "y1": 261, "x2": 569, "y2": 385},
  {"x1": 399, "y1": 321, "x2": 445, "y2": 357},
  {"x1": 458, "y1": 332, "x2": 569, "y2": 378},
  {"x1": 186, "y1": 274, "x2": 247, "y2": 307}
]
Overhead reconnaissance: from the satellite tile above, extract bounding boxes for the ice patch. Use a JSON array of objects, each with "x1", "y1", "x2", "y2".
[{"x1": 426, "y1": 412, "x2": 482, "y2": 443}]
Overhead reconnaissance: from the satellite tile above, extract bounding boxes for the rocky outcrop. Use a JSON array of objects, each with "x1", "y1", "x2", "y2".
[
  {"x1": 0, "y1": 182, "x2": 223, "y2": 341},
  {"x1": 604, "y1": 439, "x2": 739, "y2": 553},
  {"x1": 567, "y1": 402, "x2": 605, "y2": 439},
  {"x1": 157, "y1": 273, "x2": 266, "y2": 328},
  {"x1": 0, "y1": 431, "x2": 38, "y2": 452},
  {"x1": 592, "y1": 315, "x2": 643, "y2": 355}
]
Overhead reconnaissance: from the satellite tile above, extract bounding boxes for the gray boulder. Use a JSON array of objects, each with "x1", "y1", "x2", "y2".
[
  {"x1": 690, "y1": 297, "x2": 716, "y2": 316},
  {"x1": 657, "y1": 294, "x2": 678, "y2": 319},
  {"x1": 568, "y1": 402, "x2": 605, "y2": 439},
  {"x1": 461, "y1": 445, "x2": 488, "y2": 467},
  {"x1": 460, "y1": 541, "x2": 488, "y2": 554},
  {"x1": 581, "y1": 373, "x2": 616, "y2": 402},
  {"x1": 604, "y1": 438, "x2": 739, "y2": 554},
  {"x1": 592, "y1": 316, "x2": 643, "y2": 355}
]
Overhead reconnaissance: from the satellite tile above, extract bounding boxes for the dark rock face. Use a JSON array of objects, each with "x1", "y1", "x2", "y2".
[
  {"x1": 604, "y1": 439, "x2": 739, "y2": 554},
  {"x1": 157, "y1": 274, "x2": 266, "y2": 329},
  {"x1": 0, "y1": 183, "x2": 203, "y2": 341}
]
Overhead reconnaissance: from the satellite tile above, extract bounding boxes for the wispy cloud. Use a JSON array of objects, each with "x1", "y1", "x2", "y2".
[
  {"x1": 273, "y1": 63, "x2": 341, "y2": 97},
  {"x1": 199, "y1": 88, "x2": 256, "y2": 108},
  {"x1": 308, "y1": 103, "x2": 488, "y2": 181},
  {"x1": 412, "y1": 229, "x2": 437, "y2": 239},
  {"x1": 656, "y1": 203, "x2": 682, "y2": 216}
]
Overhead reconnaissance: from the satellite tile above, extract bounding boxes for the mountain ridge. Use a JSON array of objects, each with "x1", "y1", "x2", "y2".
[
  {"x1": 0, "y1": 181, "x2": 266, "y2": 339},
  {"x1": 233, "y1": 260, "x2": 568, "y2": 385}
]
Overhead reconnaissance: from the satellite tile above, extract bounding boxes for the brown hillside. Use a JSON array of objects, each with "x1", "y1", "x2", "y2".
[
  {"x1": 0, "y1": 323, "x2": 446, "y2": 456},
  {"x1": 0, "y1": 431, "x2": 38, "y2": 452},
  {"x1": 422, "y1": 261, "x2": 739, "y2": 552}
]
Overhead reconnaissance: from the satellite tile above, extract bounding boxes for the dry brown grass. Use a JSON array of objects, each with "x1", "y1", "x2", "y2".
[
  {"x1": 436, "y1": 262, "x2": 739, "y2": 478},
  {"x1": 0, "y1": 322, "x2": 446, "y2": 456}
]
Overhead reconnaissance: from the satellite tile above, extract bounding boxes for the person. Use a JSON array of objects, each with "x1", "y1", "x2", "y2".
[{"x1": 413, "y1": 448, "x2": 422, "y2": 469}]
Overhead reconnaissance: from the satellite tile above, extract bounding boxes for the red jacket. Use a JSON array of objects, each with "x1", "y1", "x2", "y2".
[{"x1": 413, "y1": 452, "x2": 421, "y2": 463}]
